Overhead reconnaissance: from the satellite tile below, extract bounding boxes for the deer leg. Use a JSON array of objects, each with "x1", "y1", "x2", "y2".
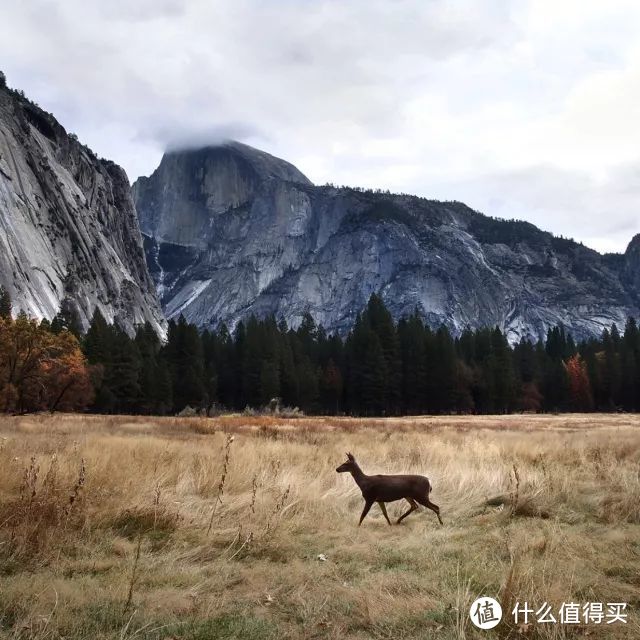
[
  {"x1": 378, "y1": 501, "x2": 392, "y2": 526},
  {"x1": 416, "y1": 496, "x2": 443, "y2": 525},
  {"x1": 397, "y1": 498, "x2": 418, "y2": 524},
  {"x1": 358, "y1": 500, "x2": 373, "y2": 526}
]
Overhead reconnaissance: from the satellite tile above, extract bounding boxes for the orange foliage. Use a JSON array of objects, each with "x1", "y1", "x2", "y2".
[
  {"x1": 0, "y1": 315, "x2": 93, "y2": 413},
  {"x1": 565, "y1": 354, "x2": 594, "y2": 412}
]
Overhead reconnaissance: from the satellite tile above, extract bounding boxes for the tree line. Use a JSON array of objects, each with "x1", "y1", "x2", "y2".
[{"x1": 1, "y1": 285, "x2": 639, "y2": 415}]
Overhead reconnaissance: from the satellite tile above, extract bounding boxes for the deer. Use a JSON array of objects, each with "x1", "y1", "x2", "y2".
[{"x1": 336, "y1": 452, "x2": 443, "y2": 526}]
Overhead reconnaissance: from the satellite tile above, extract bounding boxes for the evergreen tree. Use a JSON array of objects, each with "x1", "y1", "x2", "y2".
[
  {"x1": 164, "y1": 316, "x2": 205, "y2": 412},
  {"x1": 600, "y1": 328, "x2": 622, "y2": 409},
  {"x1": 321, "y1": 358, "x2": 343, "y2": 414},
  {"x1": 242, "y1": 316, "x2": 266, "y2": 408},
  {"x1": 345, "y1": 312, "x2": 378, "y2": 414},
  {"x1": 426, "y1": 326, "x2": 457, "y2": 413},
  {"x1": 279, "y1": 331, "x2": 299, "y2": 408},
  {"x1": 297, "y1": 312, "x2": 319, "y2": 362},
  {"x1": 212, "y1": 324, "x2": 237, "y2": 409},
  {"x1": 490, "y1": 328, "x2": 515, "y2": 413},
  {"x1": 398, "y1": 313, "x2": 426, "y2": 414},
  {"x1": 155, "y1": 359, "x2": 173, "y2": 415},
  {"x1": 259, "y1": 360, "x2": 280, "y2": 405},
  {"x1": 83, "y1": 309, "x2": 111, "y2": 365},
  {"x1": 83, "y1": 309, "x2": 115, "y2": 412},
  {"x1": 107, "y1": 326, "x2": 142, "y2": 413},
  {"x1": 622, "y1": 318, "x2": 640, "y2": 410},
  {"x1": 83, "y1": 312, "x2": 142, "y2": 414},
  {"x1": 366, "y1": 294, "x2": 401, "y2": 413},
  {"x1": 134, "y1": 322, "x2": 165, "y2": 414},
  {"x1": 361, "y1": 333, "x2": 386, "y2": 414},
  {"x1": 297, "y1": 356, "x2": 319, "y2": 412},
  {"x1": 0, "y1": 285, "x2": 11, "y2": 319},
  {"x1": 50, "y1": 301, "x2": 82, "y2": 337},
  {"x1": 234, "y1": 321, "x2": 247, "y2": 408}
]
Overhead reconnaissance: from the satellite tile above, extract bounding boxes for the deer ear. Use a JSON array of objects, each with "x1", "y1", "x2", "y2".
[{"x1": 347, "y1": 452, "x2": 354, "y2": 461}]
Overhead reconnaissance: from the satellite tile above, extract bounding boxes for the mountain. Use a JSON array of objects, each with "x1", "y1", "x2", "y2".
[
  {"x1": 134, "y1": 142, "x2": 639, "y2": 342},
  {"x1": 0, "y1": 78, "x2": 164, "y2": 335}
]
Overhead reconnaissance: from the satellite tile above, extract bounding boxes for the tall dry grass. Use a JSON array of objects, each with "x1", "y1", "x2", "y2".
[{"x1": 0, "y1": 413, "x2": 638, "y2": 639}]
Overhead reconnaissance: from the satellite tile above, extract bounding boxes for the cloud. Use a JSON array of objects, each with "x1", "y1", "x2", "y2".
[
  {"x1": 0, "y1": 0, "x2": 638, "y2": 252},
  {"x1": 437, "y1": 163, "x2": 640, "y2": 253}
]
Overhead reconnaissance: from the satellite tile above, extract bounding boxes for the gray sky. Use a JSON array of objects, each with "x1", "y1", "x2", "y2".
[{"x1": 2, "y1": 0, "x2": 639, "y2": 253}]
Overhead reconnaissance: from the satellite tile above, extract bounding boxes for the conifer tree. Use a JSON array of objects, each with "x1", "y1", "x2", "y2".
[
  {"x1": 0, "y1": 285, "x2": 11, "y2": 319},
  {"x1": 297, "y1": 356, "x2": 319, "y2": 412},
  {"x1": 279, "y1": 331, "x2": 299, "y2": 408},
  {"x1": 345, "y1": 313, "x2": 369, "y2": 414},
  {"x1": 366, "y1": 294, "x2": 401, "y2": 413},
  {"x1": 490, "y1": 327, "x2": 515, "y2": 413},
  {"x1": 155, "y1": 359, "x2": 173, "y2": 414},
  {"x1": 621, "y1": 318, "x2": 640, "y2": 410},
  {"x1": 234, "y1": 321, "x2": 247, "y2": 408},
  {"x1": 398, "y1": 313, "x2": 426, "y2": 414},
  {"x1": 107, "y1": 326, "x2": 142, "y2": 413},
  {"x1": 362, "y1": 333, "x2": 387, "y2": 414},
  {"x1": 165, "y1": 316, "x2": 206, "y2": 412},
  {"x1": 50, "y1": 301, "x2": 82, "y2": 337},
  {"x1": 242, "y1": 316, "x2": 266, "y2": 408},
  {"x1": 321, "y1": 358, "x2": 343, "y2": 414},
  {"x1": 135, "y1": 322, "x2": 163, "y2": 414},
  {"x1": 84, "y1": 309, "x2": 111, "y2": 365},
  {"x1": 259, "y1": 360, "x2": 280, "y2": 406},
  {"x1": 427, "y1": 326, "x2": 457, "y2": 413},
  {"x1": 601, "y1": 327, "x2": 622, "y2": 408},
  {"x1": 211, "y1": 324, "x2": 236, "y2": 409}
]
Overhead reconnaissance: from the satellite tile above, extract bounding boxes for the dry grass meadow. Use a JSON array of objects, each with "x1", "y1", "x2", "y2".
[{"x1": 0, "y1": 413, "x2": 639, "y2": 639}]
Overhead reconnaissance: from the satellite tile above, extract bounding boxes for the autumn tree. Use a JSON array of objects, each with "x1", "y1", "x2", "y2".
[
  {"x1": 40, "y1": 330, "x2": 93, "y2": 412},
  {"x1": 565, "y1": 354, "x2": 594, "y2": 411},
  {"x1": 0, "y1": 315, "x2": 92, "y2": 413}
]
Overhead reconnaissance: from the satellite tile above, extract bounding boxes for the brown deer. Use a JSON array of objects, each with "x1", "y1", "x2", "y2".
[{"x1": 336, "y1": 452, "x2": 443, "y2": 526}]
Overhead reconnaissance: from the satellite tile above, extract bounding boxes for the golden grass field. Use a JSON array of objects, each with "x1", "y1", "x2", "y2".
[{"x1": 0, "y1": 413, "x2": 639, "y2": 639}]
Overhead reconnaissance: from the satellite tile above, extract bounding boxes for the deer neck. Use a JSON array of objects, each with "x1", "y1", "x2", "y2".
[{"x1": 350, "y1": 464, "x2": 366, "y2": 487}]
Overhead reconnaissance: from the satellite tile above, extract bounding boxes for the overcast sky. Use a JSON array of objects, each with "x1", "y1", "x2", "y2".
[{"x1": 1, "y1": 0, "x2": 639, "y2": 253}]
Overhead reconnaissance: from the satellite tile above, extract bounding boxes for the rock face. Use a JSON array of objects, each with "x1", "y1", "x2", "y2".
[
  {"x1": 0, "y1": 82, "x2": 165, "y2": 335},
  {"x1": 134, "y1": 142, "x2": 640, "y2": 342}
]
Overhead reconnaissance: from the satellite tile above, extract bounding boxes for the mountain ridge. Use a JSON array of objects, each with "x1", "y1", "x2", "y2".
[{"x1": 134, "y1": 142, "x2": 639, "y2": 341}]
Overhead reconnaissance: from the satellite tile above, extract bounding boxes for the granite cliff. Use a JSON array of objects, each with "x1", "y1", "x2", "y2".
[
  {"x1": 133, "y1": 143, "x2": 640, "y2": 342},
  {"x1": 0, "y1": 79, "x2": 165, "y2": 335}
]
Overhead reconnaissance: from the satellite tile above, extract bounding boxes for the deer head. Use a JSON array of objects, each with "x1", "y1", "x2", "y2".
[{"x1": 336, "y1": 452, "x2": 356, "y2": 473}]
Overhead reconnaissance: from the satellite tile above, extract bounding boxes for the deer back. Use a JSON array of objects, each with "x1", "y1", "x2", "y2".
[{"x1": 360, "y1": 473, "x2": 431, "y2": 502}]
